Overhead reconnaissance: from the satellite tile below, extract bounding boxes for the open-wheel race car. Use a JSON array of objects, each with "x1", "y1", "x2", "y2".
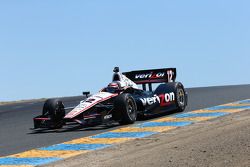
[{"x1": 33, "y1": 67, "x2": 188, "y2": 129}]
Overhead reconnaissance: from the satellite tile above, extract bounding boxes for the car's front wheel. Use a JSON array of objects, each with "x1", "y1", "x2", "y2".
[
  {"x1": 113, "y1": 93, "x2": 137, "y2": 125},
  {"x1": 42, "y1": 99, "x2": 65, "y2": 128}
]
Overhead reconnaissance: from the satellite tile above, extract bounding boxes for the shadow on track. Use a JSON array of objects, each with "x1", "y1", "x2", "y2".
[
  {"x1": 28, "y1": 109, "x2": 184, "y2": 135},
  {"x1": 28, "y1": 121, "x2": 122, "y2": 134}
]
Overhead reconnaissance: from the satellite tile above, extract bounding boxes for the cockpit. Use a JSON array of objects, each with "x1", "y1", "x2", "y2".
[{"x1": 103, "y1": 81, "x2": 122, "y2": 93}]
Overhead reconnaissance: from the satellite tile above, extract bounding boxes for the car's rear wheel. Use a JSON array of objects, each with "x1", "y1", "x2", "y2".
[
  {"x1": 175, "y1": 83, "x2": 187, "y2": 112},
  {"x1": 113, "y1": 93, "x2": 137, "y2": 125},
  {"x1": 154, "y1": 82, "x2": 187, "y2": 113},
  {"x1": 42, "y1": 99, "x2": 65, "y2": 128}
]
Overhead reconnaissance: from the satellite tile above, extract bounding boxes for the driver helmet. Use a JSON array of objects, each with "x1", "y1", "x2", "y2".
[{"x1": 106, "y1": 81, "x2": 121, "y2": 93}]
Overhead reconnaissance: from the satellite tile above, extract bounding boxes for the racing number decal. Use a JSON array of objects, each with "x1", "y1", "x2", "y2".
[{"x1": 167, "y1": 70, "x2": 174, "y2": 82}]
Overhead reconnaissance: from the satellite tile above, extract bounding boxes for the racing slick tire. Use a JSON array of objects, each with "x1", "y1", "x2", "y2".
[
  {"x1": 113, "y1": 93, "x2": 137, "y2": 125},
  {"x1": 175, "y1": 82, "x2": 187, "y2": 112},
  {"x1": 154, "y1": 82, "x2": 187, "y2": 112},
  {"x1": 42, "y1": 99, "x2": 65, "y2": 128}
]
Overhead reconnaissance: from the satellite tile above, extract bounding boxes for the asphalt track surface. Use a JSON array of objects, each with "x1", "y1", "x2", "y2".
[{"x1": 0, "y1": 84, "x2": 250, "y2": 157}]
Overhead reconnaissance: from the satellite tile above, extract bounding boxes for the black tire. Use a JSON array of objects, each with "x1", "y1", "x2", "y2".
[
  {"x1": 175, "y1": 83, "x2": 187, "y2": 112},
  {"x1": 42, "y1": 99, "x2": 65, "y2": 128},
  {"x1": 154, "y1": 82, "x2": 187, "y2": 112},
  {"x1": 113, "y1": 93, "x2": 137, "y2": 125}
]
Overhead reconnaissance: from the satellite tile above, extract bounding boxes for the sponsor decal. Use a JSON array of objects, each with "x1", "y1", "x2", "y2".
[
  {"x1": 135, "y1": 72, "x2": 165, "y2": 80},
  {"x1": 104, "y1": 114, "x2": 112, "y2": 120},
  {"x1": 134, "y1": 70, "x2": 174, "y2": 82},
  {"x1": 140, "y1": 92, "x2": 175, "y2": 107}
]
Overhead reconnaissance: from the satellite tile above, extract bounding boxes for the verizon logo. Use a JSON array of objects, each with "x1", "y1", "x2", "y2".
[
  {"x1": 135, "y1": 72, "x2": 165, "y2": 79},
  {"x1": 140, "y1": 92, "x2": 175, "y2": 107}
]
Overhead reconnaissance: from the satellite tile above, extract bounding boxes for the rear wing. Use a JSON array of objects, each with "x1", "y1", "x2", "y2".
[{"x1": 123, "y1": 68, "x2": 176, "y2": 85}]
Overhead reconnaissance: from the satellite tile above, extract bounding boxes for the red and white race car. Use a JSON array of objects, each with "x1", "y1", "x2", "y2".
[{"x1": 33, "y1": 67, "x2": 188, "y2": 129}]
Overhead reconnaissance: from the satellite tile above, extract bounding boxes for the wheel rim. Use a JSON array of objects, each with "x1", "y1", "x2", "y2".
[
  {"x1": 177, "y1": 88, "x2": 185, "y2": 107},
  {"x1": 127, "y1": 99, "x2": 136, "y2": 120},
  {"x1": 55, "y1": 102, "x2": 65, "y2": 119}
]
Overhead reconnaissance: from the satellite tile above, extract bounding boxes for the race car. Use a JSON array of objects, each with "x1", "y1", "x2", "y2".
[{"x1": 33, "y1": 67, "x2": 188, "y2": 129}]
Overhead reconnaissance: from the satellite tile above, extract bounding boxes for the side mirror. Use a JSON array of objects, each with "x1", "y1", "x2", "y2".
[{"x1": 82, "y1": 91, "x2": 90, "y2": 98}]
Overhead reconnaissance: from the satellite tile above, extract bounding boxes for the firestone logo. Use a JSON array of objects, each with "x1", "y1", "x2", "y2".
[
  {"x1": 140, "y1": 92, "x2": 175, "y2": 107},
  {"x1": 135, "y1": 72, "x2": 165, "y2": 79}
]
